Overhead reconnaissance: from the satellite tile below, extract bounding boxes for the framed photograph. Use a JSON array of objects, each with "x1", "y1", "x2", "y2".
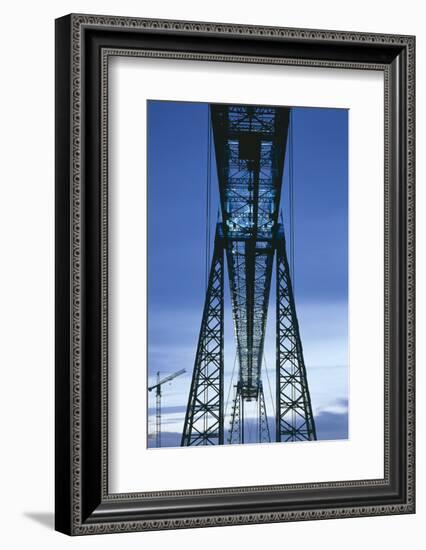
[{"x1": 55, "y1": 14, "x2": 415, "y2": 535}]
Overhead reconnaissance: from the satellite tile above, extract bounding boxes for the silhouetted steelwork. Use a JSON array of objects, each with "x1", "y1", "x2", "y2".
[
  {"x1": 276, "y1": 227, "x2": 316, "y2": 441},
  {"x1": 258, "y1": 383, "x2": 271, "y2": 443},
  {"x1": 182, "y1": 104, "x2": 316, "y2": 445},
  {"x1": 181, "y1": 230, "x2": 224, "y2": 446},
  {"x1": 228, "y1": 383, "x2": 244, "y2": 444},
  {"x1": 148, "y1": 368, "x2": 185, "y2": 448}
]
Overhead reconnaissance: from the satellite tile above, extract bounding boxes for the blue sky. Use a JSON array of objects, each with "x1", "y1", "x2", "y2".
[{"x1": 147, "y1": 101, "x2": 348, "y2": 447}]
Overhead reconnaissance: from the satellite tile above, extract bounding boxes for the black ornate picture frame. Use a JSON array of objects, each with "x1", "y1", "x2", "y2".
[{"x1": 55, "y1": 13, "x2": 415, "y2": 535}]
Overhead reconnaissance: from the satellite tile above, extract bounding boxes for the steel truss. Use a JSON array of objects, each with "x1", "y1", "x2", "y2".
[
  {"x1": 228, "y1": 382, "x2": 271, "y2": 444},
  {"x1": 276, "y1": 228, "x2": 317, "y2": 441},
  {"x1": 228, "y1": 383, "x2": 244, "y2": 444},
  {"x1": 182, "y1": 104, "x2": 316, "y2": 446},
  {"x1": 258, "y1": 383, "x2": 271, "y2": 443},
  {"x1": 181, "y1": 229, "x2": 224, "y2": 446}
]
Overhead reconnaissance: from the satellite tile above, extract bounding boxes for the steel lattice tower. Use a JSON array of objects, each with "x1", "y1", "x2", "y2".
[{"x1": 181, "y1": 104, "x2": 316, "y2": 446}]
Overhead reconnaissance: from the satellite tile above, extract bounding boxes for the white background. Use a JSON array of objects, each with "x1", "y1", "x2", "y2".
[
  {"x1": 0, "y1": 0, "x2": 423, "y2": 548},
  {"x1": 109, "y1": 58, "x2": 384, "y2": 492}
]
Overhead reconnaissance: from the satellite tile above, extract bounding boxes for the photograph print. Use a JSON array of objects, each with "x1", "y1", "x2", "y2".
[{"x1": 147, "y1": 101, "x2": 348, "y2": 449}]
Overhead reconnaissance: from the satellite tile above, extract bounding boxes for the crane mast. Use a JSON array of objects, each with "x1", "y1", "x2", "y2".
[{"x1": 148, "y1": 368, "x2": 185, "y2": 448}]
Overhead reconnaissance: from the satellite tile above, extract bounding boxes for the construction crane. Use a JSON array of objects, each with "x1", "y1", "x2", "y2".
[{"x1": 148, "y1": 369, "x2": 186, "y2": 448}]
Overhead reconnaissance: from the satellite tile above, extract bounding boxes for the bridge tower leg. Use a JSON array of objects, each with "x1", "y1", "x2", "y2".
[
  {"x1": 228, "y1": 383, "x2": 244, "y2": 444},
  {"x1": 181, "y1": 227, "x2": 224, "y2": 446},
  {"x1": 258, "y1": 383, "x2": 271, "y2": 443},
  {"x1": 228, "y1": 382, "x2": 271, "y2": 444},
  {"x1": 275, "y1": 228, "x2": 316, "y2": 441}
]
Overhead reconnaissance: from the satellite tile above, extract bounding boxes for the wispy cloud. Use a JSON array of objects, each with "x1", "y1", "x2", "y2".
[
  {"x1": 147, "y1": 405, "x2": 349, "y2": 448},
  {"x1": 147, "y1": 300, "x2": 349, "y2": 446}
]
